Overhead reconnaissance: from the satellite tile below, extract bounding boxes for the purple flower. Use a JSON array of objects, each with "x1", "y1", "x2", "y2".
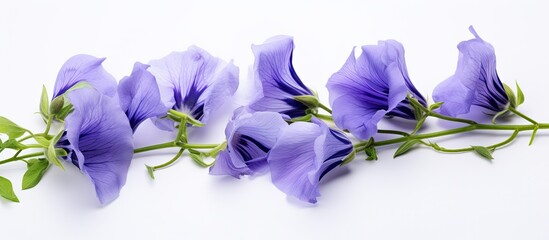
[
  {"x1": 248, "y1": 36, "x2": 315, "y2": 118},
  {"x1": 327, "y1": 40, "x2": 426, "y2": 140},
  {"x1": 56, "y1": 88, "x2": 134, "y2": 205},
  {"x1": 268, "y1": 118, "x2": 353, "y2": 204},
  {"x1": 148, "y1": 46, "x2": 239, "y2": 130},
  {"x1": 210, "y1": 108, "x2": 287, "y2": 178},
  {"x1": 118, "y1": 62, "x2": 169, "y2": 132},
  {"x1": 432, "y1": 26, "x2": 508, "y2": 117},
  {"x1": 53, "y1": 54, "x2": 117, "y2": 98}
]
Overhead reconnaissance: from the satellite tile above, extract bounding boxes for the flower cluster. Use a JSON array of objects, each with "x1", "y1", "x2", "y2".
[{"x1": 0, "y1": 26, "x2": 543, "y2": 206}]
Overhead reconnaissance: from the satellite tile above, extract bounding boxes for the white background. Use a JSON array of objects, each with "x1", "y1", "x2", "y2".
[{"x1": 2, "y1": 0, "x2": 549, "y2": 239}]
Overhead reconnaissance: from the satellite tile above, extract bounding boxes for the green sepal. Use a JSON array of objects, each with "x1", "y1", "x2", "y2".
[
  {"x1": 406, "y1": 95, "x2": 426, "y2": 120},
  {"x1": 49, "y1": 96, "x2": 65, "y2": 116},
  {"x1": 516, "y1": 81, "x2": 525, "y2": 106},
  {"x1": 33, "y1": 136, "x2": 50, "y2": 147},
  {"x1": 55, "y1": 104, "x2": 74, "y2": 121},
  {"x1": 428, "y1": 102, "x2": 444, "y2": 111},
  {"x1": 168, "y1": 110, "x2": 205, "y2": 127},
  {"x1": 0, "y1": 176, "x2": 19, "y2": 203},
  {"x1": 340, "y1": 151, "x2": 356, "y2": 166},
  {"x1": 394, "y1": 139, "x2": 420, "y2": 158},
  {"x1": 1, "y1": 139, "x2": 26, "y2": 150},
  {"x1": 49, "y1": 81, "x2": 90, "y2": 121},
  {"x1": 364, "y1": 146, "x2": 378, "y2": 161},
  {"x1": 471, "y1": 145, "x2": 494, "y2": 160},
  {"x1": 45, "y1": 128, "x2": 66, "y2": 170},
  {"x1": 186, "y1": 116, "x2": 204, "y2": 127},
  {"x1": 0, "y1": 116, "x2": 29, "y2": 139},
  {"x1": 22, "y1": 159, "x2": 50, "y2": 190},
  {"x1": 294, "y1": 95, "x2": 320, "y2": 109},
  {"x1": 188, "y1": 149, "x2": 214, "y2": 167},
  {"x1": 503, "y1": 83, "x2": 517, "y2": 108},
  {"x1": 491, "y1": 109, "x2": 509, "y2": 124},
  {"x1": 206, "y1": 142, "x2": 227, "y2": 158},
  {"x1": 40, "y1": 85, "x2": 50, "y2": 122},
  {"x1": 145, "y1": 165, "x2": 155, "y2": 180},
  {"x1": 289, "y1": 114, "x2": 312, "y2": 123}
]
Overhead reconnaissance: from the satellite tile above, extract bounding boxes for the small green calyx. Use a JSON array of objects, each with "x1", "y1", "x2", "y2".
[
  {"x1": 364, "y1": 146, "x2": 378, "y2": 161},
  {"x1": 503, "y1": 81, "x2": 525, "y2": 110},
  {"x1": 503, "y1": 83, "x2": 517, "y2": 109},
  {"x1": 50, "y1": 97, "x2": 65, "y2": 116},
  {"x1": 294, "y1": 95, "x2": 320, "y2": 109},
  {"x1": 340, "y1": 150, "x2": 356, "y2": 166}
]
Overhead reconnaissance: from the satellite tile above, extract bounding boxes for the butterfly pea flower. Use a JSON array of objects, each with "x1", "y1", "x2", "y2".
[
  {"x1": 210, "y1": 108, "x2": 287, "y2": 178},
  {"x1": 118, "y1": 62, "x2": 169, "y2": 132},
  {"x1": 248, "y1": 36, "x2": 316, "y2": 118},
  {"x1": 56, "y1": 88, "x2": 134, "y2": 205},
  {"x1": 268, "y1": 118, "x2": 353, "y2": 204},
  {"x1": 147, "y1": 46, "x2": 239, "y2": 130},
  {"x1": 327, "y1": 40, "x2": 427, "y2": 140},
  {"x1": 52, "y1": 54, "x2": 117, "y2": 98},
  {"x1": 432, "y1": 26, "x2": 509, "y2": 117}
]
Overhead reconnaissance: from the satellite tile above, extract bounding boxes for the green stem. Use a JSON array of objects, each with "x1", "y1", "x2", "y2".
[
  {"x1": 315, "y1": 113, "x2": 334, "y2": 122},
  {"x1": 134, "y1": 142, "x2": 178, "y2": 154},
  {"x1": 44, "y1": 115, "x2": 53, "y2": 135},
  {"x1": 407, "y1": 95, "x2": 477, "y2": 125},
  {"x1": 182, "y1": 143, "x2": 220, "y2": 149},
  {"x1": 431, "y1": 130, "x2": 519, "y2": 153},
  {"x1": 151, "y1": 148, "x2": 185, "y2": 170},
  {"x1": 0, "y1": 152, "x2": 44, "y2": 165},
  {"x1": 365, "y1": 123, "x2": 549, "y2": 148},
  {"x1": 18, "y1": 135, "x2": 33, "y2": 142},
  {"x1": 427, "y1": 111, "x2": 477, "y2": 125},
  {"x1": 318, "y1": 102, "x2": 333, "y2": 114},
  {"x1": 377, "y1": 129, "x2": 410, "y2": 136},
  {"x1": 509, "y1": 107, "x2": 538, "y2": 125},
  {"x1": 22, "y1": 144, "x2": 47, "y2": 149}
]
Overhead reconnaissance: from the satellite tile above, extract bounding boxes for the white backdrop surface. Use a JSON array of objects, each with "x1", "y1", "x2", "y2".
[{"x1": 1, "y1": 0, "x2": 549, "y2": 239}]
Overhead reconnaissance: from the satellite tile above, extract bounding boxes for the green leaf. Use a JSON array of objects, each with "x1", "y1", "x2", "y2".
[
  {"x1": 516, "y1": 81, "x2": 525, "y2": 106},
  {"x1": 40, "y1": 85, "x2": 50, "y2": 121},
  {"x1": 428, "y1": 102, "x2": 444, "y2": 111},
  {"x1": 145, "y1": 165, "x2": 155, "y2": 180},
  {"x1": 22, "y1": 159, "x2": 50, "y2": 190},
  {"x1": 503, "y1": 83, "x2": 517, "y2": 108},
  {"x1": 340, "y1": 151, "x2": 356, "y2": 166},
  {"x1": 0, "y1": 176, "x2": 19, "y2": 202},
  {"x1": 45, "y1": 128, "x2": 65, "y2": 170},
  {"x1": 365, "y1": 146, "x2": 378, "y2": 161},
  {"x1": 471, "y1": 146, "x2": 494, "y2": 160},
  {"x1": 0, "y1": 116, "x2": 29, "y2": 139},
  {"x1": 394, "y1": 139, "x2": 420, "y2": 158}
]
